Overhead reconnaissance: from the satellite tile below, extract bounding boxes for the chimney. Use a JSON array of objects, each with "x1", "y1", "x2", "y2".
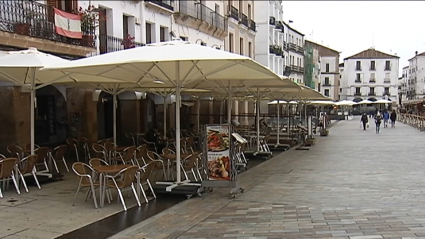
[{"x1": 416, "y1": 51, "x2": 418, "y2": 56}]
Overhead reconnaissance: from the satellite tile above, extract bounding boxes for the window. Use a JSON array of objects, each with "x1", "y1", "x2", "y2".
[
  {"x1": 318, "y1": 83, "x2": 321, "y2": 92},
  {"x1": 123, "y1": 15, "x2": 129, "y2": 38},
  {"x1": 384, "y1": 87, "x2": 390, "y2": 95},
  {"x1": 370, "y1": 73, "x2": 375, "y2": 82},
  {"x1": 385, "y1": 61, "x2": 391, "y2": 70},
  {"x1": 239, "y1": 37, "x2": 243, "y2": 55},
  {"x1": 324, "y1": 89, "x2": 329, "y2": 96},
  {"x1": 355, "y1": 87, "x2": 361, "y2": 95},
  {"x1": 325, "y1": 63, "x2": 329, "y2": 72},
  {"x1": 324, "y1": 77, "x2": 329, "y2": 85},
  {"x1": 356, "y1": 73, "x2": 361, "y2": 82},
  {"x1": 356, "y1": 61, "x2": 361, "y2": 70},
  {"x1": 248, "y1": 42, "x2": 252, "y2": 58},
  {"x1": 384, "y1": 73, "x2": 390, "y2": 83},
  {"x1": 160, "y1": 27, "x2": 166, "y2": 42},
  {"x1": 146, "y1": 22, "x2": 152, "y2": 44},
  {"x1": 340, "y1": 88, "x2": 342, "y2": 93},
  {"x1": 229, "y1": 33, "x2": 234, "y2": 52},
  {"x1": 370, "y1": 61, "x2": 376, "y2": 70},
  {"x1": 369, "y1": 87, "x2": 375, "y2": 95}
]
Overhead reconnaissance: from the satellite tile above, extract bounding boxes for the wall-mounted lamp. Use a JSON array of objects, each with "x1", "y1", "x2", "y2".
[
  {"x1": 195, "y1": 39, "x2": 207, "y2": 46},
  {"x1": 211, "y1": 44, "x2": 221, "y2": 50},
  {"x1": 169, "y1": 31, "x2": 176, "y2": 38}
]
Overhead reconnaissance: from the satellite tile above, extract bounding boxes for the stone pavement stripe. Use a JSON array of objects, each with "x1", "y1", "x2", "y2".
[{"x1": 108, "y1": 118, "x2": 425, "y2": 239}]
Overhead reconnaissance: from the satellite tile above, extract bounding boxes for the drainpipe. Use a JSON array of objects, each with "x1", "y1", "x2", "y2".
[{"x1": 140, "y1": 1, "x2": 145, "y2": 43}]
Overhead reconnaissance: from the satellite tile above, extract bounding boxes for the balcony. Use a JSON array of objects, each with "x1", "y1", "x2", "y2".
[
  {"x1": 290, "y1": 65, "x2": 304, "y2": 73},
  {"x1": 248, "y1": 19, "x2": 256, "y2": 32},
  {"x1": 323, "y1": 83, "x2": 331, "y2": 87},
  {"x1": 288, "y1": 43, "x2": 297, "y2": 52},
  {"x1": 229, "y1": 6, "x2": 239, "y2": 21},
  {"x1": 99, "y1": 34, "x2": 145, "y2": 54},
  {"x1": 383, "y1": 92, "x2": 390, "y2": 96},
  {"x1": 355, "y1": 67, "x2": 362, "y2": 71},
  {"x1": 276, "y1": 21, "x2": 284, "y2": 32},
  {"x1": 174, "y1": 2, "x2": 228, "y2": 38},
  {"x1": 354, "y1": 92, "x2": 361, "y2": 96},
  {"x1": 239, "y1": 13, "x2": 248, "y2": 28},
  {"x1": 355, "y1": 80, "x2": 362, "y2": 83},
  {"x1": 0, "y1": 0, "x2": 95, "y2": 56},
  {"x1": 269, "y1": 16, "x2": 276, "y2": 25},
  {"x1": 385, "y1": 67, "x2": 391, "y2": 71},
  {"x1": 369, "y1": 79, "x2": 376, "y2": 83},
  {"x1": 384, "y1": 78, "x2": 391, "y2": 83},
  {"x1": 144, "y1": 0, "x2": 173, "y2": 12},
  {"x1": 368, "y1": 92, "x2": 376, "y2": 96},
  {"x1": 282, "y1": 42, "x2": 288, "y2": 50},
  {"x1": 370, "y1": 66, "x2": 376, "y2": 71},
  {"x1": 269, "y1": 45, "x2": 283, "y2": 57},
  {"x1": 297, "y1": 45, "x2": 304, "y2": 54},
  {"x1": 283, "y1": 66, "x2": 291, "y2": 76}
]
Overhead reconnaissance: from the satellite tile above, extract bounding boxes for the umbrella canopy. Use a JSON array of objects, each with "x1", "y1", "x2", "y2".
[
  {"x1": 42, "y1": 40, "x2": 282, "y2": 88},
  {"x1": 357, "y1": 99, "x2": 374, "y2": 104},
  {"x1": 267, "y1": 100, "x2": 298, "y2": 104},
  {"x1": 335, "y1": 100, "x2": 358, "y2": 106},
  {"x1": 374, "y1": 99, "x2": 392, "y2": 104},
  {"x1": 268, "y1": 85, "x2": 330, "y2": 101},
  {"x1": 307, "y1": 100, "x2": 335, "y2": 105}
]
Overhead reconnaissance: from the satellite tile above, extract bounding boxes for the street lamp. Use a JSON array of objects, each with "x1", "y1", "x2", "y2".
[
  {"x1": 211, "y1": 44, "x2": 221, "y2": 50},
  {"x1": 195, "y1": 39, "x2": 206, "y2": 46}
]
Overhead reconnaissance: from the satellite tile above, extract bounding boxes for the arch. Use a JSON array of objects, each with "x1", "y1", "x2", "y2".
[{"x1": 353, "y1": 97, "x2": 363, "y2": 103}]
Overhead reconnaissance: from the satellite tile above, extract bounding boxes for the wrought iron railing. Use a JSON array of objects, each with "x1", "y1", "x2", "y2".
[
  {"x1": 144, "y1": 0, "x2": 173, "y2": 11},
  {"x1": 0, "y1": 0, "x2": 96, "y2": 48},
  {"x1": 239, "y1": 13, "x2": 248, "y2": 28},
  {"x1": 288, "y1": 43, "x2": 297, "y2": 52},
  {"x1": 249, "y1": 19, "x2": 256, "y2": 32},
  {"x1": 229, "y1": 6, "x2": 239, "y2": 21},
  {"x1": 99, "y1": 34, "x2": 145, "y2": 54},
  {"x1": 177, "y1": 1, "x2": 227, "y2": 32}
]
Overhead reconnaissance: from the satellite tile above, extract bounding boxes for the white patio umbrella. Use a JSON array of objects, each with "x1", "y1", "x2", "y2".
[
  {"x1": 335, "y1": 100, "x2": 358, "y2": 106},
  {"x1": 357, "y1": 99, "x2": 374, "y2": 104},
  {"x1": 307, "y1": 100, "x2": 335, "y2": 105},
  {"x1": 374, "y1": 99, "x2": 392, "y2": 104},
  {"x1": 0, "y1": 48, "x2": 131, "y2": 155},
  {"x1": 42, "y1": 40, "x2": 283, "y2": 189}
]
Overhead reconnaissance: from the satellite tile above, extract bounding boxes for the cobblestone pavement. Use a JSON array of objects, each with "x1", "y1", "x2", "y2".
[{"x1": 110, "y1": 117, "x2": 425, "y2": 239}]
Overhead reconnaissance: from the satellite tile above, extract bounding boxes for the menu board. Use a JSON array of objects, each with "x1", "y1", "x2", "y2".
[{"x1": 206, "y1": 125, "x2": 230, "y2": 181}]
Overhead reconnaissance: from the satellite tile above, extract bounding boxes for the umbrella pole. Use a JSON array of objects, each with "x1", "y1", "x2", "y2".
[
  {"x1": 175, "y1": 85, "x2": 181, "y2": 183},
  {"x1": 227, "y1": 94, "x2": 232, "y2": 125},
  {"x1": 30, "y1": 68, "x2": 36, "y2": 155},
  {"x1": 196, "y1": 97, "x2": 200, "y2": 134},
  {"x1": 163, "y1": 96, "x2": 167, "y2": 138},
  {"x1": 113, "y1": 93, "x2": 117, "y2": 145},
  {"x1": 275, "y1": 99, "x2": 280, "y2": 147},
  {"x1": 256, "y1": 88, "x2": 260, "y2": 154}
]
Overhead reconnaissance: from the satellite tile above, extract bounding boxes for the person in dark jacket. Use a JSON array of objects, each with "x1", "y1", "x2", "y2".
[
  {"x1": 145, "y1": 127, "x2": 165, "y2": 152},
  {"x1": 360, "y1": 113, "x2": 368, "y2": 130},
  {"x1": 390, "y1": 110, "x2": 397, "y2": 128}
]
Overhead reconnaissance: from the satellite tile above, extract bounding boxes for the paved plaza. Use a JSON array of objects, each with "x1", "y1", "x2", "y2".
[{"x1": 110, "y1": 117, "x2": 425, "y2": 239}]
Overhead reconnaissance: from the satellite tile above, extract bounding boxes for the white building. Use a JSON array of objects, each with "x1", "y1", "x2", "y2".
[
  {"x1": 172, "y1": 0, "x2": 228, "y2": 48},
  {"x1": 254, "y1": 0, "x2": 285, "y2": 75},
  {"x1": 319, "y1": 56, "x2": 339, "y2": 100},
  {"x1": 408, "y1": 51, "x2": 425, "y2": 99},
  {"x1": 339, "y1": 63, "x2": 346, "y2": 100},
  {"x1": 400, "y1": 66, "x2": 409, "y2": 103},
  {"x1": 287, "y1": 26, "x2": 305, "y2": 84},
  {"x1": 342, "y1": 48, "x2": 399, "y2": 103}
]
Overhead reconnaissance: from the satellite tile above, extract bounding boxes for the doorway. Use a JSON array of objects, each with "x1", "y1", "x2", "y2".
[{"x1": 97, "y1": 93, "x2": 121, "y2": 140}]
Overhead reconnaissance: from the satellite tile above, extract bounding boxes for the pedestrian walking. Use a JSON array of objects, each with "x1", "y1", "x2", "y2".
[
  {"x1": 382, "y1": 110, "x2": 390, "y2": 128},
  {"x1": 390, "y1": 110, "x2": 397, "y2": 128},
  {"x1": 360, "y1": 113, "x2": 368, "y2": 130},
  {"x1": 374, "y1": 112, "x2": 382, "y2": 134}
]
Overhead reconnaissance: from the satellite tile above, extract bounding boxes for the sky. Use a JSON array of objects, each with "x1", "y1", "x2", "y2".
[{"x1": 283, "y1": 1, "x2": 425, "y2": 74}]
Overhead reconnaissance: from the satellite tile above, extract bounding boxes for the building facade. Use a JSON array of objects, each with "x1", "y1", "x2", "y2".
[
  {"x1": 407, "y1": 52, "x2": 425, "y2": 99},
  {"x1": 339, "y1": 63, "x2": 346, "y2": 100},
  {"x1": 342, "y1": 48, "x2": 399, "y2": 102},
  {"x1": 400, "y1": 66, "x2": 409, "y2": 103},
  {"x1": 304, "y1": 40, "x2": 340, "y2": 100},
  {"x1": 287, "y1": 25, "x2": 304, "y2": 84}
]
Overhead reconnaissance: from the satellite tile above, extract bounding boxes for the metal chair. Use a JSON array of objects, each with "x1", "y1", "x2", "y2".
[
  {"x1": 18, "y1": 155, "x2": 41, "y2": 190},
  {"x1": 51, "y1": 145, "x2": 69, "y2": 173},
  {"x1": 138, "y1": 162, "x2": 156, "y2": 204},
  {"x1": 71, "y1": 162, "x2": 100, "y2": 209},
  {"x1": 0, "y1": 158, "x2": 20, "y2": 198},
  {"x1": 105, "y1": 165, "x2": 141, "y2": 211}
]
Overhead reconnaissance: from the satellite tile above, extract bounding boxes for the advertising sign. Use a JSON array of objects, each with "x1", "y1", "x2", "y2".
[{"x1": 206, "y1": 125, "x2": 230, "y2": 181}]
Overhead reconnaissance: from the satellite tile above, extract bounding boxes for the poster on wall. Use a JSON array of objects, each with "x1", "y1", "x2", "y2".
[{"x1": 206, "y1": 125, "x2": 231, "y2": 181}]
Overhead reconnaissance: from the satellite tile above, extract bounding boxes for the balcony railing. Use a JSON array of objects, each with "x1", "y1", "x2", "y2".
[
  {"x1": 290, "y1": 65, "x2": 304, "y2": 73},
  {"x1": 355, "y1": 67, "x2": 362, "y2": 71},
  {"x1": 384, "y1": 78, "x2": 391, "y2": 83},
  {"x1": 383, "y1": 92, "x2": 390, "y2": 96},
  {"x1": 144, "y1": 0, "x2": 173, "y2": 11},
  {"x1": 355, "y1": 80, "x2": 362, "y2": 83},
  {"x1": 288, "y1": 43, "x2": 297, "y2": 52},
  {"x1": 177, "y1": 1, "x2": 227, "y2": 32},
  {"x1": 370, "y1": 66, "x2": 376, "y2": 71},
  {"x1": 248, "y1": 19, "x2": 256, "y2": 32},
  {"x1": 269, "y1": 16, "x2": 276, "y2": 25},
  {"x1": 354, "y1": 92, "x2": 361, "y2": 96},
  {"x1": 0, "y1": 0, "x2": 96, "y2": 48},
  {"x1": 323, "y1": 83, "x2": 331, "y2": 87},
  {"x1": 297, "y1": 45, "x2": 304, "y2": 54},
  {"x1": 276, "y1": 21, "x2": 284, "y2": 31},
  {"x1": 385, "y1": 67, "x2": 391, "y2": 71},
  {"x1": 269, "y1": 45, "x2": 283, "y2": 56},
  {"x1": 239, "y1": 13, "x2": 248, "y2": 28},
  {"x1": 369, "y1": 79, "x2": 376, "y2": 83},
  {"x1": 368, "y1": 92, "x2": 376, "y2": 96},
  {"x1": 229, "y1": 6, "x2": 239, "y2": 21},
  {"x1": 99, "y1": 34, "x2": 145, "y2": 54}
]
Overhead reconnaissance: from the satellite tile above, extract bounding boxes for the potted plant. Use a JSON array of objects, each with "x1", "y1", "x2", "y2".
[
  {"x1": 121, "y1": 34, "x2": 135, "y2": 49},
  {"x1": 76, "y1": 5, "x2": 106, "y2": 47}
]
